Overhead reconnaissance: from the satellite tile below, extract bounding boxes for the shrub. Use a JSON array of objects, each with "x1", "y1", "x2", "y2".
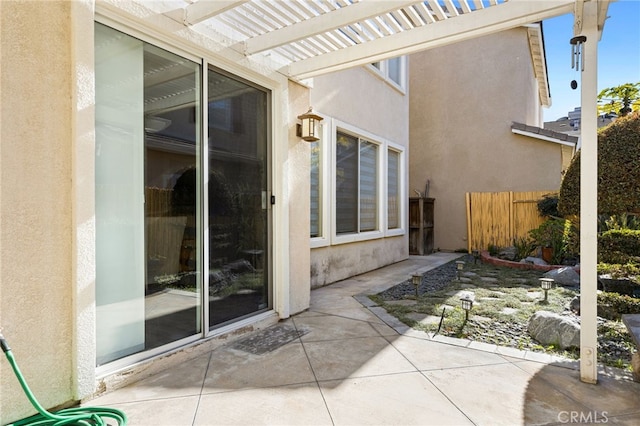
[
  {"x1": 528, "y1": 218, "x2": 576, "y2": 264},
  {"x1": 537, "y1": 193, "x2": 560, "y2": 218},
  {"x1": 599, "y1": 213, "x2": 640, "y2": 232},
  {"x1": 598, "y1": 229, "x2": 640, "y2": 264},
  {"x1": 598, "y1": 262, "x2": 640, "y2": 279},
  {"x1": 558, "y1": 111, "x2": 640, "y2": 217},
  {"x1": 513, "y1": 236, "x2": 536, "y2": 260},
  {"x1": 597, "y1": 292, "x2": 640, "y2": 320}
]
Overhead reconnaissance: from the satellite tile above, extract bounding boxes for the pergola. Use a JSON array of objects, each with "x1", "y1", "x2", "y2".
[{"x1": 160, "y1": 0, "x2": 613, "y2": 384}]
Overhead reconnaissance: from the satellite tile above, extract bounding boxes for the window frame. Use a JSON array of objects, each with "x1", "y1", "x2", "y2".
[
  {"x1": 368, "y1": 56, "x2": 407, "y2": 94},
  {"x1": 310, "y1": 118, "x2": 331, "y2": 248},
  {"x1": 385, "y1": 142, "x2": 406, "y2": 237}
]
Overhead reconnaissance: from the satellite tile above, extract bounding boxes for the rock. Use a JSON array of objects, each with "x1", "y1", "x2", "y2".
[
  {"x1": 497, "y1": 246, "x2": 517, "y2": 261},
  {"x1": 544, "y1": 267, "x2": 580, "y2": 287},
  {"x1": 527, "y1": 311, "x2": 580, "y2": 349},
  {"x1": 521, "y1": 256, "x2": 549, "y2": 266}
]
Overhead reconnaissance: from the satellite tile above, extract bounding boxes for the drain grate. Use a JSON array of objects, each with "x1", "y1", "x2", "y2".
[{"x1": 231, "y1": 324, "x2": 308, "y2": 355}]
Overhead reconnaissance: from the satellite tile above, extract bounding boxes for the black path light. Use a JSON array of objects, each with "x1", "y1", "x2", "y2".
[
  {"x1": 455, "y1": 260, "x2": 465, "y2": 280},
  {"x1": 411, "y1": 273, "x2": 422, "y2": 297},
  {"x1": 460, "y1": 292, "x2": 475, "y2": 321}
]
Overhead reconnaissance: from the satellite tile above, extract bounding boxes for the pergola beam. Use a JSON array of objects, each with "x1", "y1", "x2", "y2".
[
  {"x1": 287, "y1": 0, "x2": 575, "y2": 79},
  {"x1": 166, "y1": 0, "x2": 250, "y2": 26},
  {"x1": 245, "y1": 0, "x2": 419, "y2": 55}
]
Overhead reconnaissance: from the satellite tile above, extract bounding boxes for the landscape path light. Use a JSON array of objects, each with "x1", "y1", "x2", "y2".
[
  {"x1": 411, "y1": 273, "x2": 422, "y2": 297},
  {"x1": 539, "y1": 277, "x2": 554, "y2": 303},
  {"x1": 460, "y1": 294, "x2": 474, "y2": 321},
  {"x1": 455, "y1": 260, "x2": 465, "y2": 280}
]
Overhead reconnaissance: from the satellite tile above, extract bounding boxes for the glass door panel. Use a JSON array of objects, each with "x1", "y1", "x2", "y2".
[
  {"x1": 143, "y1": 45, "x2": 201, "y2": 350},
  {"x1": 207, "y1": 68, "x2": 270, "y2": 327},
  {"x1": 95, "y1": 23, "x2": 201, "y2": 365}
]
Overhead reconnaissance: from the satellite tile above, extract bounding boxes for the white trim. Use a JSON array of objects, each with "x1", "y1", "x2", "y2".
[
  {"x1": 310, "y1": 117, "x2": 331, "y2": 249},
  {"x1": 511, "y1": 129, "x2": 578, "y2": 146},
  {"x1": 385, "y1": 141, "x2": 407, "y2": 238},
  {"x1": 366, "y1": 56, "x2": 407, "y2": 94}
]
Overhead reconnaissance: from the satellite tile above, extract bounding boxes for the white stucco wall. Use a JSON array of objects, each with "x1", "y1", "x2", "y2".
[
  {"x1": 309, "y1": 66, "x2": 410, "y2": 287},
  {"x1": 1, "y1": 1, "x2": 77, "y2": 421},
  {"x1": 409, "y1": 28, "x2": 562, "y2": 252}
]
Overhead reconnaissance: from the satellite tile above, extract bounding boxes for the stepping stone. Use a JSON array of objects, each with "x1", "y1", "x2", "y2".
[
  {"x1": 480, "y1": 276, "x2": 498, "y2": 282},
  {"x1": 460, "y1": 283, "x2": 477, "y2": 288},
  {"x1": 500, "y1": 308, "x2": 519, "y2": 315},
  {"x1": 459, "y1": 277, "x2": 473, "y2": 283},
  {"x1": 386, "y1": 300, "x2": 418, "y2": 306},
  {"x1": 406, "y1": 313, "x2": 441, "y2": 325},
  {"x1": 462, "y1": 271, "x2": 478, "y2": 277},
  {"x1": 526, "y1": 291, "x2": 542, "y2": 299}
]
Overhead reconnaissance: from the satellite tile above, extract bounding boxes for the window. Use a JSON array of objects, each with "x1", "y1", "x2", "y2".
[
  {"x1": 311, "y1": 118, "x2": 405, "y2": 246},
  {"x1": 387, "y1": 149, "x2": 400, "y2": 229},
  {"x1": 368, "y1": 57, "x2": 406, "y2": 91}
]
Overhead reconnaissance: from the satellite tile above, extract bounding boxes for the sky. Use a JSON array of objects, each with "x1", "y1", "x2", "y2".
[{"x1": 542, "y1": 0, "x2": 640, "y2": 121}]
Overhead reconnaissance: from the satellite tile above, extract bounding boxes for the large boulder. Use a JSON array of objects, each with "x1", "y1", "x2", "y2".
[
  {"x1": 528, "y1": 311, "x2": 580, "y2": 349},
  {"x1": 543, "y1": 267, "x2": 580, "y2": 287}
]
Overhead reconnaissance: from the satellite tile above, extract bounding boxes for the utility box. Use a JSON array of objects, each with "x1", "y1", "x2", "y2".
[{"x1": 409, "y1": 197, "x2": 434, "y2": 255}]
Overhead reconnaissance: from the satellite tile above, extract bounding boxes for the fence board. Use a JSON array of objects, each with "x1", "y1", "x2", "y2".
[{"x1": 466, "y1": 190, "x2": 556, "y2": 252}]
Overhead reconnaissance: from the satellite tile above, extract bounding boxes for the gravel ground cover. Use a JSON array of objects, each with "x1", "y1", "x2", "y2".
[{"x1": 370, "y1": 256, "x2": 635, "y2": 370}]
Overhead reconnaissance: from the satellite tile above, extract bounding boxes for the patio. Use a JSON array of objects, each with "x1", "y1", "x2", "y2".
[{"x1": 85, "y1": 253, "x2": 640, "y2": 425}]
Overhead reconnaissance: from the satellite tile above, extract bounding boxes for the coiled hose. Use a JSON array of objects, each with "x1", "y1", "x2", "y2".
[{"x1": 1, "y1": 331, "x2": 127, "y2": 426}]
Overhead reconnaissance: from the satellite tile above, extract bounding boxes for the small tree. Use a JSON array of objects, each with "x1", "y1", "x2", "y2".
[{"x1": 597, "y1": 82, "x2": 640, "y2": 117}]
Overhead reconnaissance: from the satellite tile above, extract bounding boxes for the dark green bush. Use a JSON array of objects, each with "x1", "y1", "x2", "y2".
[
  {"x1": 537, "y1": 193, "x2": 560, "y2": 218},
  {"x1": 597, "y1": 292, "x2": 640, "y2": 320},
  {"x1": 598, "y1": 262, "x2": 640, "y2": 278},
  {"x1": 558, "y1": 112, "x2": 640, "y2": 217},
  {"x1": 598, "y1": 229, "x2": 640, "y2": 264}
]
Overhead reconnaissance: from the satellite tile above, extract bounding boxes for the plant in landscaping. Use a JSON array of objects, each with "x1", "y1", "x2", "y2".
[
  {"x1": 537, "y1": 193, "x2": 560, "y2": 218},
  {"x1": 528, "y1": 218, "x2": 575, "y2": 264},
  {"x1": 513, "y1": 236, "x2": 536, "y2": 260}
]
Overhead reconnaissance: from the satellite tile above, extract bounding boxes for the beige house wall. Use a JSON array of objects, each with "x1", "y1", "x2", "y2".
[
  {"x1": 0, "y1": 1, "x2": 311, "y2": 422},
  {"x1": 0, "y1": 0, "x2": 78, "y2": 419},
  {"x1": 309, "y1": 67, "x2": 409, "y2": 287},
  {"x1": 409, "y1": 28, "x2": 562, "y2": 252}
]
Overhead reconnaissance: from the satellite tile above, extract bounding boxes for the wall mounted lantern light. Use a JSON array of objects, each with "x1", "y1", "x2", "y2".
[{"x1": 297, "y1": 107, "x2": 323, "y2": 142}]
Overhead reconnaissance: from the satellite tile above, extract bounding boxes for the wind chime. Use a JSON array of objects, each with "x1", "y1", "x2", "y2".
[{"x1": 569, "y1": 35, "x2": 587, "y2": 90}]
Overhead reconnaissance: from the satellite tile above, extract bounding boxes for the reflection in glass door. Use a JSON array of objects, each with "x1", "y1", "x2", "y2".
[
  {"x1": 207, "y1": 68, "x2": 270, "y2": 327},
  {"x1": 95, "y1": 24, "x2": 201, "y2": 365},
  {"x1": 95, "y1": 23, "x2": 272, "y2": 367}
]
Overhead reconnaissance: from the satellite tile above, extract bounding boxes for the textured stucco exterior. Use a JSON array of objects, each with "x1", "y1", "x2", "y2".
[
  {"x1": 0, "y1": 1, "x2": 309, "y2": 422},
  {"x1": 409, "y1": 28, "x2": 562, "y2": 252},
  {"x1": 309, "y1": 67, "x2": 409, "y2": 287},
  {"x1": 1, "y1": 0, "x2": 76, "y2": 420}
]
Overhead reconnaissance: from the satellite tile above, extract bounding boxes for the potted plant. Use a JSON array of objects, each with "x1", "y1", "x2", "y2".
[{"x1": 529, "y1": 218, "x2": 572, "y2": 264}]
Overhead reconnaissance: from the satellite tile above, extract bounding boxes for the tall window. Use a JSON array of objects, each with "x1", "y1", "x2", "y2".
[
  {"x1": 310, "y1": 141, "x2": 321, "y2": 238},
  {"x1": 335, "y1": 132, "x2": 379, "y2": 235},
  {"x1": 387, "y1": 149, "x2": 400, "y2": 229}
]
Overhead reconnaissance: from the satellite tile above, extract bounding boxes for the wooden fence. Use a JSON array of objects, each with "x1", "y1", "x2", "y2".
[{"x1": 465, "y1": 190, "x2": 556, "y2": 252}]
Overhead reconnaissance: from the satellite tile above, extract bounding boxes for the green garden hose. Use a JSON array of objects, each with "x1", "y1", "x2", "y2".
[{"x1": 1, "y1": 331, "x2": 127, "y2": 426}]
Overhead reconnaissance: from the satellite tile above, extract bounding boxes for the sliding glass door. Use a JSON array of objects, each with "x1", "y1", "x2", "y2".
[
  {"x1": 95, "y1": 23, "x2": 271, "y2": 367},
  {"x1": 207, "y1": 68, "x2": 270, "y2": 327}
]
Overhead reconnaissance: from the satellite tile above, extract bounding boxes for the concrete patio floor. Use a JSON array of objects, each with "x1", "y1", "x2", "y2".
[{"x1": 87, "y1": 253, "x2": 640, "y2": 425}]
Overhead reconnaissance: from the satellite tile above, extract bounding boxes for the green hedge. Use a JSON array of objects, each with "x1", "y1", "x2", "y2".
[
  {"x1": 598, "y1": 229, "x2": 640, "y2": 264},
  {"x1": 558, "y1": 112, "x2": 640, "y2": 216},
  {"x1": 597, "y1": 292, "x2": 640, "y2": 320}
]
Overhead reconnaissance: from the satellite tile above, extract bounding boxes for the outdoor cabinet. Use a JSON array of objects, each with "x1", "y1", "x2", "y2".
[{"x1": 409, "y1": 197, "x2": 434, "y2": 255}]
